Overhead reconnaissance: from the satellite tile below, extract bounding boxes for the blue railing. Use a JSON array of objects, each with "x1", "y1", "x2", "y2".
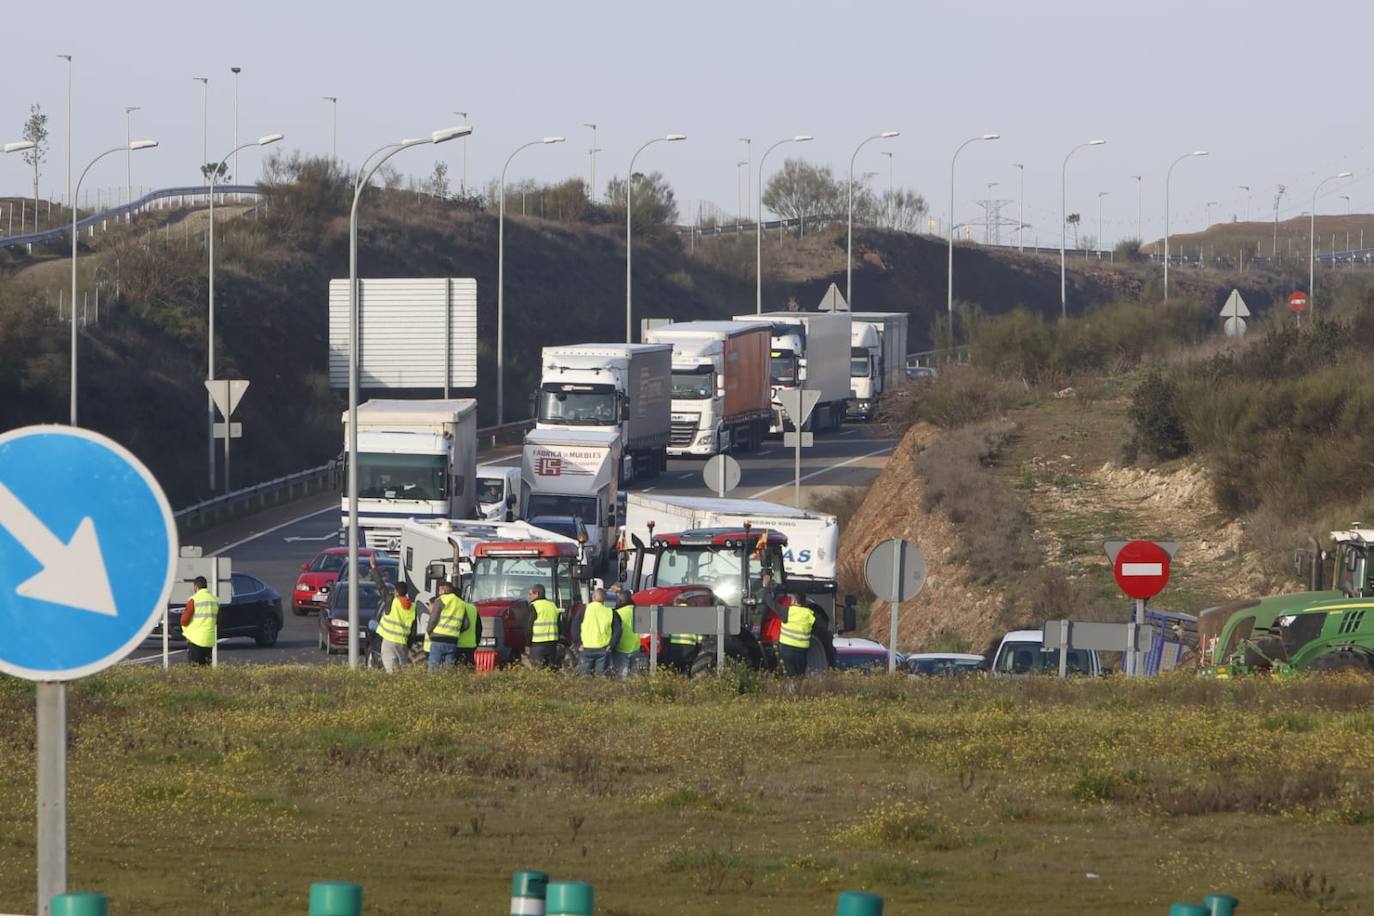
[{"x1": 0, "y1": 184, "x2": 260, "y2": 250}]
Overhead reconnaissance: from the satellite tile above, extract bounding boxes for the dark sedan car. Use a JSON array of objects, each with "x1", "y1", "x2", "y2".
[
  {"x1": 154, "y1": 573, "x2": 284, "y2": 647},
  {"x1": 318, "y1": 579, "x2": 386, "y2": 655}
]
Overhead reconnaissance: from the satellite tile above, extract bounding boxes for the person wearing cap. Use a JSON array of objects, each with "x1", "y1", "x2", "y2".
[{"x1": 608, "y1": 584, "x2": 640, "y2": 678}]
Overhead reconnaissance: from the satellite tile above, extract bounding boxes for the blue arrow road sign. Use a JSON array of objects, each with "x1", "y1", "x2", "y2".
[{"x1": 0, "y1": 426, "x2": 177, "y2": 680}]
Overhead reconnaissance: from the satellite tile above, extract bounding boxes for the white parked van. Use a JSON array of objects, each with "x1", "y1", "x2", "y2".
[{"x1": 991, "y1": 629, "x2": 1102, "y2": 676}]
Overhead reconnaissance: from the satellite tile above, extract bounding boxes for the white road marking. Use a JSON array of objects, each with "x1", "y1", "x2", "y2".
[
  {"x1": 211, "y1": 505, "x2": 338, "y2": 557},
  {"x1": 841, "y1": 429, "x2": 856, "y2": 437},
  {"x1": 642, "y1": 487, "x2": 657, "y2": 493},
  {"x1": 676, "y1": 472, "x2": 694, "y2": 480},
  {"x1": 746, "y1": 444, "x2": 895, "y2": 499},
  {"x1": 1121, "y1": 563, "x2": 1163, "y2": 577},
  {"x1": 756, "y1": 449, "x2": 774, "y2": 456}
]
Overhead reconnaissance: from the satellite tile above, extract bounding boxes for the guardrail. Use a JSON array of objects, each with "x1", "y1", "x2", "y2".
[
  {"x1": 0, "y1": 184, "x2": 260, "y2": 250},
  {"x1": 477, "y1": 416, "x2": 535, "y2": 448},
  {"x1": 174, "y1": 461, "x2": 340, "y2": 536},
  {"x1": 905, "y1": 345, "x2": 970, "y2": 368}
]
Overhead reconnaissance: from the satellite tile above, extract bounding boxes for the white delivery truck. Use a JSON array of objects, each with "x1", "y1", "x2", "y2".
[
  {"x1": 622, "y1": 492, "x2": 840, "y2": 612},
  {"x1": 536, "y1": 343, "x2": 672, "y2": 482},
  {"x1": 846, "y1": 312, "x2": 909, "y2": 421},
  {"x1": 475, "y1": 464, "x2": 521, "y2": 521},
  {"x1": 521, "y1": 427, "x2": 623, "y2": 575},
  {"x1": 732, "y1": 311, "x2": 851, "y2": 434},
  {"x1": 341, "y1": 399, "x2": 478, "y2": 551},
  {"x1": 642, "y1": 320, "x2": 773, "y2": 457}
]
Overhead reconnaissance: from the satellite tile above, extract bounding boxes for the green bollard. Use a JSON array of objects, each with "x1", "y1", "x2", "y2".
[
  {"x1": 1203, "y1": 893, "x2": 1239, "y2": 915},
  {"x1": 545, "y1": 881, "x2": 594, "y2": 916},
  {"x1": 511, "y1": 870, "x2": 549, "y2": 915},
  {"x1": 51, "y1": 893, "x2": 107, "y2": 916},
  {"x1": 309, "y1": 881, "x2": 363, "y2": 916},
  {"x1": 836, "y1": 890, "x2": 884, "y2": 915},
  {"x1": 1169, "y1": 906, "x2": 1208, "y2": 916}
]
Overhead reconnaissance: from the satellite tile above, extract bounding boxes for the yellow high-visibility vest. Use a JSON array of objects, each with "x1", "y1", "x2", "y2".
[
  {"x1": 778, "y1": 604, "x2": 815, "y2": 649},
  {"x1": 530, "y1": 598, "x2": 560, "y2": 644},
  {"x1": 183, "y1": 588, "x2": 219, "y2": 648},
  {"x1": 580, "y1": 602, "x2": 614, "y2": 650},
  {"x1": 613, "y1": 603, "x2": 639, "y2": 654},
  {"x1": 432, "y1": 593, "x2": 465, "y2": 640},
  {"x1": 377, "y1": 596, "x2": 415, "y2": 646}
]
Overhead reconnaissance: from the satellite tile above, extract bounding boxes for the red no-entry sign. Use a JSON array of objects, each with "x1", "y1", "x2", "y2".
[
  {"x1": 1289, "y1": 291, "x2": 1309, "y2": 313},
  {"x1": 1112, "y1": 539, "x2": 1171, "y2": 600}
]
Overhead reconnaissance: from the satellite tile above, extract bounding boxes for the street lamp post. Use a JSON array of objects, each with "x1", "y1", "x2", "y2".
[
  {"x1": 627, "y1": 134, "x2": 686, "y2": 341},
  {"x1": 736, "y1": 160, "x2": 748, "y2": 227},
  {"x1": 208, "y1": 133, "x2": 283, "y2": 492},
  {"x1": 1164, "y1": 150, "x2": 1209, "y2": 301},
  {"x1": 72, "y1": 141, "x2": 158, "y2": 425},
  {"x1": 1098, "y1": 191, "x2": 1109, "y2": 258},
  {"x1": 881, "y1": 151, "x2": 895, "y2": 228},
  {"x1": 1239, "y1": 184, "x2": 1251, "y2": 222},
  {"x1": 757, "y1": 134, "x2": 812, "y2": 313},
  {"x1": 58, "y1": 55, "x2": 71, "y2": 227},
  {"x1": 453, "y1": 111, "x2": 469, "y2": 195},
  {"x1": 1011, "y1": 163, "x2": 1024, "y2": 250},
  {"x1": 193, "y1": 77, "x2": 208, "y2": 183},
  {"x1": 322, "y1": 97, "x2": 337, "y2": 161},
  {"x1": 1131, "y1": 175, "x2": 1142, "y2": 243},
  {"x1": 1340, "y1": 195, "x2": 1351, "y2": 253},
  {"x1": 738, "y1": 138, "x2": 751, "y2": 222},
  {"x1": 347, "y1": 125, "x2": 470, "y2": 670},
  {"x1": 1311, "y1": 171, "x2": 1353, "y2": 311},
  {"x1": 846, "y1": 131, "x2": 898, "y2": 308},
  {"x1": 1206, "y1": 200, "x2": 1217, "y2": 229},
  {"x1": 230, "y1": 67, "x2": 241, "y2": 185},
  {"x1": 1060, "y1": 140, "x2": 1105, "y2": 318},
  {"x1": 497, "y1": 137, "x2": 563, "y2": 424},
  {"x1": 582, "y1": 123, "x2": 597, "y2": 199},
  {"x1": 124, "y1": 107, "x2": 140, "y2": 218},
  {"x1": 948, "y1": 134, "x2": 999, "y2": 334}
]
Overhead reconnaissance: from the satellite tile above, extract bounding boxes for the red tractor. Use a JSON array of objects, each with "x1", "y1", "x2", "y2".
[{"x1": 624, "y1": 524, "x2": 852, "y2": 675}]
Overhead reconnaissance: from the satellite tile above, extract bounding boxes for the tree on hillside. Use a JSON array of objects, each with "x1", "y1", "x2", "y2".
[
  {"x1": 429, "y1": 160, "x2": 449, "y2": 200},
  {"x1": 606, "y1": 170, "x2": 678, "y2": 234},
  {"x1": 762, "y1": 159, "x2": 841, "y2": 226},
  {"x1": 201, "y1": 162, "x2": 229, "y2": 184},
  {"x1": 21, "y1": 105, "x2": 48, "y2": 231},
  {"x1": 878, "y1": 188, "x2": 928, "y2": 232},
  {"x1": 1065, "y1": 212, "x2": 1081, "y2": 248},
  {"x1": 542, "y1": 178, "x2": 590, "y2": 222}
]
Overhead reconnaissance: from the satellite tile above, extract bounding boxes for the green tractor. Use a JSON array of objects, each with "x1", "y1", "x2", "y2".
[
  {"x1": 1267, "y1": 599, "x2": 1374, "y2": 673},
  {"x1": 1204, "y1": 526, "x2": 1374, "y2": 676}
]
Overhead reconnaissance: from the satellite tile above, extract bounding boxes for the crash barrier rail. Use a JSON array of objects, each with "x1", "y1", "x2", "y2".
[
  {"x1": 40, "y1": 881, "x2": 1245, "y2": 914},
  {"x1": 478, "y1": 416, "x2": 535, "y2": 449},
  {"x1": 905, "y1": 345, "x2": 970, "y2": 368},
  {"x1": 173, "y1": 461, "x2": 340, "y2": 536},
  {"x1": 0, "y1": 184, "x2": 261, "y2": 250}
]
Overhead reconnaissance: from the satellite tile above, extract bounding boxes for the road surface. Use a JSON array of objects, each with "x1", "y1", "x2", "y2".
[{"x1": 126, "y1": 427, "x2": 894, "y2": 667}]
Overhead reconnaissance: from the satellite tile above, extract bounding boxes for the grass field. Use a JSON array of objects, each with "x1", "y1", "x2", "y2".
[{"x1": 1, "y1": 668, "x2": 1372, "y2": 914}]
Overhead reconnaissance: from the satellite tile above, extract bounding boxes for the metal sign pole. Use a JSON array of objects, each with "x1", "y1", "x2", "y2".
[
  {"x1": 793, "y1": 394, "x2": 804, "y2": 509},
  {"x1": 162, "y1": 604, "x2": 169, "y2": 670},
  {"x1": 887, "y1": 544, "x2": 902, "y2": 673},
  {"x1": 211, "y1": 558, "x2": 221, "y2": 668},
  {"x1": 1133, "y1": 598, "x2": 1145, "y2": 677},
  {"x1": 716, "y1": 458, "x2": 725, "y2": 497},
  {"x1": 36, "y1": 682, "x2": 66, "y2": 916},
  {"x1": 648, "y1": 607, "x2": 659, "y2": 677},
  {"x1": 1058, "y1": 620, "x2": 1069, "y2": 678},
  {"x1": 716, "y1": 605, "x2": 725, "y2": 672}
]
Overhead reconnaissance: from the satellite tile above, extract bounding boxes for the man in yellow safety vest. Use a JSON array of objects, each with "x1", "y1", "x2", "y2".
[
  {"x1": 427, "y1": 580, "x2": 477, "y2": 669},
  {"x1": 371, "y1": 555, "x2": 415, "y2": 672},
  {"x1": 608, "y1": 583, "x2": 640, "y2": 678},
  {"x1": 180, "y1": 576, "x2": 219, "y2": 666},
  {"x1": 777, "y1": 592, "x2": 815, "y2": 677},
  {"x1": 526, "y1": 584, "x2": 561, "y2": 669},
  {"x1": 576, "y1": 587, "x2": 621, "y2": 676}
]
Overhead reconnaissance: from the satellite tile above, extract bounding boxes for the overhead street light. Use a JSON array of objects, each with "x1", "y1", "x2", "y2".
[
  {"x1": 3, "y1": 141, "x2": 35, "y2": 154},
  {"x1": 1011, "y1": 163, "x2": 1024, "y2": 251},
  {"x1": 626, "y1": 133, "x2": 686, "y2": 341},
  {"x1": 206, "y1": 133, "x2": 284, "y2": 491},
  {"x1": 71, "y1": 141, "x2": 159, "y2": 425},
  {"x1": 124, "y1": 107, "x2": 141, "y2": 214},
  {"x1": 757, "y1": 134, "x2": 812, "y2": 313},
  {"x1": 1311, "y1": 170, "x2": 1353, "y2": 312},
  {"x1": 346, "y1": 124, "x2": 470, "y2": 670},
  {"x1": 452, "y1": 111, "x2": 470, "y2": 194},
  {"x1": 1163, "y1": 150, "x2": 1209, "y2": 300},
  {"x1": 1060, "y1": 139, "x2": 1105, "y2": 318},
  {"x1": 498, "y1": 135, "x2": 564, "y2": 425},
  {"x1": 847, "y1": 130, "x2": 899, "y2": 308},
  {"x1": 947, "y1": 134, "x2": 999, "y2": 336}
]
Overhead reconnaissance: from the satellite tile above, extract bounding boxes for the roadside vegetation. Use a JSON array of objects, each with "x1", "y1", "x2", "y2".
[{"x1": 1, "y1": 667, "x2": 1371, "y2": 914}]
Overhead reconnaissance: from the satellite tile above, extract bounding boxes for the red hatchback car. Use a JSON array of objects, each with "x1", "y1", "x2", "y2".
[{"x1": 292, "y1": 547, "x2": 387, "y2": 615}]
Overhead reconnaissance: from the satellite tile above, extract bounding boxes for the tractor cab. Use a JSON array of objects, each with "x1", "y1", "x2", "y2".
[
  {"x1": 1328, "y1": 527, "x2": 1374, "y2": 598},
  {"x1": 631, "y1": 525, "x2": 787, "y2": 615},
  {"x1": 469, "y1": 538, "x2": 590, "y2": 662}
]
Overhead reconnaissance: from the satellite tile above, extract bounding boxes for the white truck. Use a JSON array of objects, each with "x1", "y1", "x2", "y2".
[
  {"x1": 732, "y1": 311, "x2": 851, "y2": 434},
  {"x1": 475, "y1": 464, "x2": 521, "y2": 522},
  {"x1": 622, "y1": 492, "x2": 840, "y2": 613},
  {"x1": 521, "y1": 427, "x2": 623, "y2": 575},
  {"x1": 536, "y1": 343, "x2": 672, "y2": 481},
  {"x1": 642, "y1": 320, "x2": 773, "y2": 456},
  {"x1": 341, "y1": 399, "x2": 478, "y2": 551},
  {"x1": 846, "y1": 312, "x2": 909, "y2": 422}
]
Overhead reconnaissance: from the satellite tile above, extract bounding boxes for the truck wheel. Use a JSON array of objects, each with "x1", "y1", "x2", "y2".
[{"x1": 1310, "y1": 650, "x2": 1374, "y2": 673}]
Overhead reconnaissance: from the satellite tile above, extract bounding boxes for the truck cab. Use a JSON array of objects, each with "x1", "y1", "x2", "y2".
[
  {"x1": 475, "y1": 465, "x2": 520, "y2": 522},
  {"x1": 847, "y1": 322, "x2": 883, "y2": 421},
  {"x1": 521, "y1": 427, "x2": 623, "y2": 576}
]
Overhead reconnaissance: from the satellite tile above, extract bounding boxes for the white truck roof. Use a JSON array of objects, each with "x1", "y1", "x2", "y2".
[
  {"x1": 345, "y1": 398, "x2": 478, "y2": 425},
  {"x1": 645, "y1": 320, "x2": 769, "y2": 340},
  {"x1": 851, "y1": 323, "x2": 881, "y2": 347},
  {"x1": 525, "y1": 427, "x2": 621, "y2": 448},
  {"x1": 543, "y1": 343, "x2": 672, "y2": 360}
]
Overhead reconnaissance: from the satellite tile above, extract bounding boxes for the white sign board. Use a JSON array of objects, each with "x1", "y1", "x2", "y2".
[
  {"x1": 205, "y1": 379, "x2": 250, "y2": 418},
  {"x1": 328, "y1": 278, "x2": 477, "y2": 389}
]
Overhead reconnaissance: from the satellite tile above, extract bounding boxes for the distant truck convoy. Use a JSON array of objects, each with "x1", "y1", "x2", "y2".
[
  {"x1": 341, "y1": 399, "x2": 478, "y2": 551},
  {"x1": 642, "y1": 320, "x2": 773, "y2": 456},
  {"x1": 521, "y1": 426, "x2": 622, "y2": 575},
  {"x1": 846, "y1": 312, "x2": 909, "y2": 422},
  {"x1": 732, "y1": 311, "x2": 851, "y2": 433},
  {"x1": 535, "y1": 343, "x2": 671, "y2": 482}
]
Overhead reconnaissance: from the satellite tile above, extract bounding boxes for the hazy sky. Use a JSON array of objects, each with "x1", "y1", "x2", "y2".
[{"x1": 4, "y1": 0, "x2": 1371, "y2": 247}]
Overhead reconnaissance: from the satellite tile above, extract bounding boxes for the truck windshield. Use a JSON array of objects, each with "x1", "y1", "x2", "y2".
[
  {"x1": 537, "y1": 385, "x2": 618, "y2": 425},
  {"x1": 654, "y1": 547, "x2": 750, "y2": 603},
  {"x1": 471, "y1": 557, "x2": 557, "y2": 603},
  {"x1": 850, "y1": 350, "x2": 872, "y2": 378},
  {"x1": 995, "y1": 642, "x2": 1093, "y2": 674},
  {"x1": 527, "y1": 494, "x2": 599, "y2": 525},
  {"x1": 357, "y1": 453, "x2": 447, "y2": 501},
  {"x1": 476, "y1": 478, "x2": 506, "y2": 505},
  {"x1": 770, "y1": 349, "x2": 799, "y2": 386},
  {"x1": 672, "y1": 371, "x2": 714, "y2": 399}
]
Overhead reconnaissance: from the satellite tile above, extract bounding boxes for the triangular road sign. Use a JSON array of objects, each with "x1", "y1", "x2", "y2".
[
  {"x1": 1219, "y1": 289, "x2": 1250, "y2": 318},
  {"x1": 817, "y1": 283, "x2": 849, "y2": 312},
  {"x1": 205, "y1": 379, "x2": 250, "y2": 418},
  {"x1": 777, "y1": 388, "x2": 821, "y2": 426}
]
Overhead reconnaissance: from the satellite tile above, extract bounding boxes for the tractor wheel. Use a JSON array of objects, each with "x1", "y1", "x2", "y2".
[
  {"x1": 1242, "y1": 636, "x2": 1284, "y2": 671},
  {"x1": 690, "y1": 649, "x2": 716, "y2": 678},
  {"x1": 1309, "y1": 650, "x2": 1374, "y2": 673}
]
